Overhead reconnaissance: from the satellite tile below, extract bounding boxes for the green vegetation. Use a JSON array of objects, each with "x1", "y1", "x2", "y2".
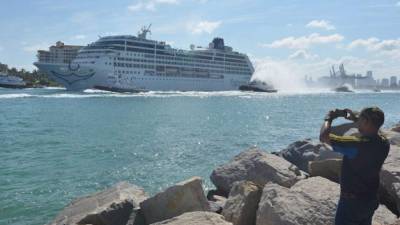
[{"x1": 0, "y1": 62, "x2": 59, "y2": 88}]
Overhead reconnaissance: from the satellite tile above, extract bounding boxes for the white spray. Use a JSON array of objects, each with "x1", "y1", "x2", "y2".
[{"x1": 250, "y1": 58, "x2": 310, "y2": 93}]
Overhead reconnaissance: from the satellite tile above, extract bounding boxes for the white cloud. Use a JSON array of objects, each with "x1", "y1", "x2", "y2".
[
  {"x1": 187, "y1": 20, "x2": 221, "y2": 34},
  {"x1": 306, "y1": 20, "x2": 336, "y2": 30},
  {"x1": 128, "y1": 0, "x2": 179, "y2": 12},
  {"x1": 263, "y1": 33, "x2": 344, "y2": 49},
  {"x1": 348, "y1": 38, "x2": 400, "y2": 61},
  {"x1": 347, "y1": 37, "x2": 380, "y2": 50},
  {"x1": 288, "y1": 50, "x2": 318, "y2": 60}
]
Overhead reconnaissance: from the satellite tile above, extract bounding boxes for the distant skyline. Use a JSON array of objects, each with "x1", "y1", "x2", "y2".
[{"x1": 0, "y1": 0, "x2": 399, "y2": 79}]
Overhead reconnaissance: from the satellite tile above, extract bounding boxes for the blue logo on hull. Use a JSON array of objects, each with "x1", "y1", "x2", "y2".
[
  {"x1": 50, "y1": 71, "x2": 95, "y2": 85},
  {"x1": 50, "y1": 63, "x2": 95, "y2": 85}
]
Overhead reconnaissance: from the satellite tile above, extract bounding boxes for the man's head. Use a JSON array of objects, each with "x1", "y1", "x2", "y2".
[{"x1": 358, "y1": 107, "x2": 385, "y2": 135}]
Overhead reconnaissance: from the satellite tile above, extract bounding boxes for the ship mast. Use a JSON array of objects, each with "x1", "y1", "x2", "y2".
[{"x1": 138, "y1": 24, "x2": 152, "y2": 39}]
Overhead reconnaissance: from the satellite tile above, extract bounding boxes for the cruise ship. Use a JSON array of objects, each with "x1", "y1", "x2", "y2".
[{"x1": 34, "y1": 26, "x2": 254, "y2": 92}]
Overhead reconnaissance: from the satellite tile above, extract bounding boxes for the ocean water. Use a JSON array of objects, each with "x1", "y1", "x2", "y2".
[{"x1": 0, "y1": 87, "x2": 399, "y2": 225}]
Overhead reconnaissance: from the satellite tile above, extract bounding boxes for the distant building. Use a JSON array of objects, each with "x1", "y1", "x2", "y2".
[
  {"x1": 317, "y1": 64, "x2": 375, "y2": 89},
  {"x1": 37, "y1": 41, "x2": 83, "y2": 64},
  {"x1": 381, "y1": 78, "x2": 390, "y2": 88},
  {"x1": 356, "y1": 70, "x2": 376, "y2": 88},
  {"x1": 390, "y1": 76, "x2": 398, "y2": 87}
]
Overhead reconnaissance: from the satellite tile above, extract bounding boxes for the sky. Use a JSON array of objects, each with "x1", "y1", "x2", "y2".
[{"x1": 0, "y1": 0, "x2": 399, "y2": 80}]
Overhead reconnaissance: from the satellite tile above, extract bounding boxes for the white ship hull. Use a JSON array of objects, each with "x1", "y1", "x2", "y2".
[{"x1": 35, "y1": 62, "x2": 249, "y2": 92}]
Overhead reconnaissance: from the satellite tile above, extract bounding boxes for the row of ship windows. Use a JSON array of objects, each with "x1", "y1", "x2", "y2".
[
  {"x1": 95, "y1": 40, "x2": 245, "y2": 59},
  {"x1": 123, "y1": 77, "x2": 224, "y2": 82},
  {"x1": 76, "y1": 53, "x2": 248, "y2": 70},
  {"x1": 116, "y1": 68, "x2": 249, "y2": 77},
  {"x1": 116, "y1": 56, "x2": 248, "y2": 67},
  {"x1": 118, "y1": 70, "x2": 141, "y2": 75},
  {"x1": 113, "y1": 63, "x2": 250, "y2": 74},
  {"x1": 115, "y1": 57, "x2": 249, "y2": 69},
  {"x1": 114, "y1": 63, "x2": 154, "y2": 69},
  {"x1": 85, "y1": 45, "x2": 245, "y2": 63}
]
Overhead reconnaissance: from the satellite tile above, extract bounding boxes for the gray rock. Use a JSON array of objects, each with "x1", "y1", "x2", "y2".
[
  {"x1": 380, "y1": 145, "x2": 400, "y2": 215},
  {"x1": 256, "y1": 177, "x2": 397, "y2": 225},
  {"x1": 208, "y1": 195, "x2": 227, "y2": 214},
  {"x1": 308, "y1": 159, "x2": 342, "y2": 183},
  {"x1": 210, "y1": 148, "x2": 305, "y2": 195},
  {"x1": 391, "y1": 124, "x2": 400, "y2": 133},
  {"x1": 140, "y1": 177, "x2": 210, "y2": 224},
  {"x1": 48, "y1": 181, "x2": 148, "y2": 225},
  {"x1": 384, "y1": 131, "x2": 400, "y2": 146},
  {"x1": 374, "y1": 205, "x2": 399, "y2": 225},
  {"x1": 222, "y1": 181, "x2": 262, "y2": 225},
  {"x1": 209, "y1": 201, "x2": 223, "y2": 214},
  {"x1": 150, "y1": 211, "x2": 232, "y2": 225},
  {"x1": 278, "y1": 139, "x2": 341, "y2": 173}
]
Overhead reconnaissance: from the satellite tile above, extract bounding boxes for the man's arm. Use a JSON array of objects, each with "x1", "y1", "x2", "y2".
[
  {"x1": 320, "y1": 120, "x2": 332, "y2": 144},
  {"x1": 320, "y1": 110, "x2": 335, "y2": 144},
  {"x1": 319, "y1": 109, "x2": 365, "y2": 159}
]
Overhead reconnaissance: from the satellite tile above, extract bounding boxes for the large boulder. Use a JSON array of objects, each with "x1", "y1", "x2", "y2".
[
  {"x1": 210, "y1": 148, "x2": 305, "y2": 195},
  {"x1": 48, "y1": 182, "x2": 148, "y2": 225},
  {"x1": 278, "y1": 139, "x2": 341, "y2": 173},
  {"x1": 208, "y1": 195, "x2": 227, "y2": 214},
  {"x1": 380, "y1": 145, "x2": 400, "y2": 215},
  {"x1": 391, "y1": 123, "x2": 400, "y2": 133},
  {"x1": 150, "y1": 211, "x2": 232, "y2": 225},
  {"x1": 140, "y1": 177, "x2": 210, "y2": 224},
  {"x1": 309, "y1": 159, "x2": 342, "y2": 183},
  {"x1": 256, "y1": 177, "x2": 397, "y2": 225},
  {"x1": 222, "y1": 181, "x2": 262, "y2": 225},
  {"x1": 384, "y1": 131, "x2": 400, "y2": 146}
]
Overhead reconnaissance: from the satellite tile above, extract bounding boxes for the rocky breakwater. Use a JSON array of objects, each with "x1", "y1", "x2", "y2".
[{"x1": 46, "y1": 122, "x2": 400, "y2": 225}]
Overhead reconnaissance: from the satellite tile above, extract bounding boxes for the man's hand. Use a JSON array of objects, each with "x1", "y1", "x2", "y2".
[
  {"x1": 344, "y1": 108, "x2": 359, "y2": 122},
  {"x1": 324, "y1": 109, "x2": 343, "y2": 122}
]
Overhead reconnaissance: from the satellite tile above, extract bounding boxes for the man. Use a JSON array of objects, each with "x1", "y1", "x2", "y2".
[{"x1": 319, "y1": 107, "x2": 390, "y2": 225}]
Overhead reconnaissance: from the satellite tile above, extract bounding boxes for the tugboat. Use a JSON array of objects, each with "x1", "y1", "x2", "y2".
[
  {"x1": 0, "y1": 72, "x2": 26, "y2": 89},
  {"x1": 333, "y1": 84, "x2": 353, "y2": 93},
  {"x1": 239, "y1": 80, "x2": 277, "y2": 93}
]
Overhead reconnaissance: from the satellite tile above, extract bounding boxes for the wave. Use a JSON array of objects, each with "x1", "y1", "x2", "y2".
[
  {"x1": 0, "y1": 93, "x2": 33, "y2": 99},
  {"x1": 1, "y1": 88, "x2": 394, "y2": 99}
]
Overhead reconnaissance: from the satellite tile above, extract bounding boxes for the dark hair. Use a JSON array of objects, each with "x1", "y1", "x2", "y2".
[{"x1": 360, "y1": 107, "x2": 385, "y2": 129}]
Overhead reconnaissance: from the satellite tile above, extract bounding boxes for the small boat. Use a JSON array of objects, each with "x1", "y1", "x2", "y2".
[
  {"x1": 239, "y1": 80, "x2": 277, "y2": 93},
  {"x1": 373, "y1": 88, "x2": 381, "y2": 92},
  {"x1": 333, "y1": 85, "x2": 353, "y2": 93},
  {"x1": 0, "y1": 73, "x2": 26, "y2": 89}
]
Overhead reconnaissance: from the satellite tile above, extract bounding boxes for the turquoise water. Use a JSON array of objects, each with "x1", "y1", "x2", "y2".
[{"x1": 1, "y1": 87, "x2": 399, "y2": 225}]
